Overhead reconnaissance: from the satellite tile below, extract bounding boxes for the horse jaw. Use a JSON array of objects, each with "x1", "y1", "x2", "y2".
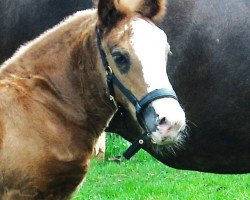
[{"x1": 130, "y1": 18, "x2": 186, "y2": 145}]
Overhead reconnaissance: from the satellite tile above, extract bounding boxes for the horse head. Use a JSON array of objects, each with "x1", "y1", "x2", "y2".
[{"x1": 96, "y1": 0, "x2": 186, "y2": 145}]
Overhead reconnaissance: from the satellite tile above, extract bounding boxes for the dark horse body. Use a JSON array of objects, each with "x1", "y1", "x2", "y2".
[
  {"x1": 160, "y1": 0, "x2": 250, "y2": 173},
  {"x1": 0, "y1": 0, "x2": 92, "y2": 64},
  {"x1": 1, "y1": 0, "x2": 249, "y2": 173}
]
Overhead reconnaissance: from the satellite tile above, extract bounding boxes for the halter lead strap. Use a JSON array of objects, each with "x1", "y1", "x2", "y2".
[{"x1": 96, "y1": 27, "x2": 178, "y2": 159}]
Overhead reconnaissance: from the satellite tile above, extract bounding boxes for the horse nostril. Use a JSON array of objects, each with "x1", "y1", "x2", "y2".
[
  {"x1": 158, "y1": 117, "x2": 167, "y2": 125},
  {"x1": 157, "y1": 117, "x2": 173, "y2": 132}
]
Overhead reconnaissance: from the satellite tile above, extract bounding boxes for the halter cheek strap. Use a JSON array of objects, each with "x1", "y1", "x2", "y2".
[{"x1": 96, "y1": 27, "x2": 178, "y2": 159}]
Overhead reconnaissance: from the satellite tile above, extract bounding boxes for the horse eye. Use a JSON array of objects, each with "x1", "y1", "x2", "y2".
[{"x1": 111, "y1": 50, "x2": 130, "y2": 74}]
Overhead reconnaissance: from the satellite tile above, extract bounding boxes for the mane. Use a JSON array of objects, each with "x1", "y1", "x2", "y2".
[{"x1": 0, "y1": 9, "x2": 97, "y2": 70}]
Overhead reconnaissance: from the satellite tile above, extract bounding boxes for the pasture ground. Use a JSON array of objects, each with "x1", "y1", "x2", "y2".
[{"x1": 72, "y1": 133, "x2": 250, "y2": 200}]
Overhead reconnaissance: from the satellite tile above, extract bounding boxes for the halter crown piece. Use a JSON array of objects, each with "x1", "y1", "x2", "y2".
[{"x1": 96, "y1": 27, "x2": 178, "y2": 159}]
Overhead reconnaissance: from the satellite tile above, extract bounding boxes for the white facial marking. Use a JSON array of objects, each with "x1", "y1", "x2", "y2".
[
  {"x1": 130, "y1": 19, "x2": 186, "y2": 145},
  {"x1": 130, "y1": 19, "x2": 172, "y2": 92}
]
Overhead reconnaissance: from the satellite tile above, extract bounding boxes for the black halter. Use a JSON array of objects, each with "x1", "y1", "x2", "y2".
[{"x1": 96, "y1": 27, "x2": 178, "y2": 159}]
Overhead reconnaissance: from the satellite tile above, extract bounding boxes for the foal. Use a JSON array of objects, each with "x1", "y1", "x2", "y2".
[{"x1": 0, "y1": 0, "x2": 185, "y2": 199}]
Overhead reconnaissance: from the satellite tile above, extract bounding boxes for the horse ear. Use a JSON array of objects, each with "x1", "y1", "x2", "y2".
[
  {"x1": 97, "y1": 0, "x2": 166, "y2": 31},
  {"x1": 137, "y1": 0, "x2": 166, "y2": 22},
  {"x1": 97, "y1": 0, "x2": 126, "y2": 31}
]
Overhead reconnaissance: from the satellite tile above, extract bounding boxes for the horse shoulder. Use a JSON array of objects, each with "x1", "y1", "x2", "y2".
[{"x1": 0, "y1": 76, "x2": 92, "y2": 197}]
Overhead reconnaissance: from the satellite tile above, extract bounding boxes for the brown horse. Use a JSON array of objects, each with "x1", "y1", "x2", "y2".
[{"x1": 0, "y1": 0, "x2": 185, "y2": 199}]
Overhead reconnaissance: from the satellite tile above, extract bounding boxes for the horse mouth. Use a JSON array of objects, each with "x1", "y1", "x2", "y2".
[{"x1": 150, "y1": 126, "x2": 184, "y2": 145}]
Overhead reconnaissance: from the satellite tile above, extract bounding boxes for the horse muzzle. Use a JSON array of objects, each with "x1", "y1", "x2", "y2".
[
  {"x1": 138, "y1": 97, "x2": 186, "y2": 145},
  {"x1": 123, "y1": 89, "x2": 186, "y2": 159}
]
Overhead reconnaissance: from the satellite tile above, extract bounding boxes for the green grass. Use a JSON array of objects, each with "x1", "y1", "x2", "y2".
[{"x1": 72, "y1": 134, "x2": 250, "y2": 200}]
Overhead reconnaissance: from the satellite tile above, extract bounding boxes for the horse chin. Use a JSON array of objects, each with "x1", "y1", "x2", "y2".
[{"x1": 150, "y1": 130, "x2": 181, "y2": 146}]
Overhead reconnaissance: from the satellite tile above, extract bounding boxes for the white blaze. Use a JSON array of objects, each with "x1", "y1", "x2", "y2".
[
  {"x1": 130, "y1": 19, "x2": 172, "y2": 92},
  {"x1": 130, "y1": 19, "x2": 186, "y2": 144}
]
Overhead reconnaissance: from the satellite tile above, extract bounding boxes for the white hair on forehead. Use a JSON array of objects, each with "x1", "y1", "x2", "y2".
[{"x1": 130, "y1": 18, "x2": 172, "y2": 91}]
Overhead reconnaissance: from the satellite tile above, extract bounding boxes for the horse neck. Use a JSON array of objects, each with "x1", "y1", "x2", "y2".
[{"x1": 0, "y1": 10, "x2": 117, "y2": 135}]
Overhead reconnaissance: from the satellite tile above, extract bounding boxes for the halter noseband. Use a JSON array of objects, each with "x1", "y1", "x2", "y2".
[{"x1": 96, "y1": 27, "x2": 178, "y2": 159}]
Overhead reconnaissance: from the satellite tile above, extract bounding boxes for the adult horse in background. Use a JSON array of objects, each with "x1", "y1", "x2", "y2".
[
  {"x1": 0, "y1": 0, "x2": 185, "y2": 198},
  {"x1": 1, "y1": 0, "x2": 249, "y2": 174},
  {"x1": 112, "y1": 0, "x2": 250, "y2": 173},
  {"x1": 159, "y1": 0, "x2": 250, "y2": 173},
  {"x1": 0, "y1": 0, "x2": 93, "y2": 64}
]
